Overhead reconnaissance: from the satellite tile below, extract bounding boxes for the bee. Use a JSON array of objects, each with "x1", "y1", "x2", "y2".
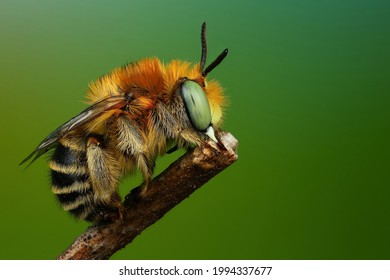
[{"x1": 21, "y1": 23, "x2": 228, "y2": 223}]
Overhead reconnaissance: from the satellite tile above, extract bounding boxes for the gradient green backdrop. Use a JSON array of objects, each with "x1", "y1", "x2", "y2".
[{"x1": 0, "y1": 0, "x2": 389, "y2": 259}]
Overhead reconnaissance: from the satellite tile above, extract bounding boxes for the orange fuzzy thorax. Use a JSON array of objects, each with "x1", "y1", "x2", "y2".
[{"x1": 87, "y1": 58, "x2": 225, "y2": 126}]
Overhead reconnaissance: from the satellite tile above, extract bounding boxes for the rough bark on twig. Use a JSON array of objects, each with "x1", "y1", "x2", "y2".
[{"x1": 57, "y1": 131, "x2": 238, "y2": 260}]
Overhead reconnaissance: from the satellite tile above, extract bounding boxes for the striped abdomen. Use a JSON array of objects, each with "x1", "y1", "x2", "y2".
[{"x1": 49, "y1": 139, "x2": 122, "y2": 223}]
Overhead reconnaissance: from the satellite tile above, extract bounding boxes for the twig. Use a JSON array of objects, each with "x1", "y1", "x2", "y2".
[{"x1": 57, "y1": 131, "x2": 238, "y2": 260}]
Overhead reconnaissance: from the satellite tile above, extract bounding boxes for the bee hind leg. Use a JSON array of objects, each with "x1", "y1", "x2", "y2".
[
  {"x1": 86, "y1": 135, "x2": 123, "y2": 223},
  {"x1": 86, "y1": 193, "x2": 124, "y2": 224}
]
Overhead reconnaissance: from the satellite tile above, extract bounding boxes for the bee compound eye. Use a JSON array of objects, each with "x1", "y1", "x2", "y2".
[{"x1": 180, "y1": 80, "x2": 212, "y2": 131}]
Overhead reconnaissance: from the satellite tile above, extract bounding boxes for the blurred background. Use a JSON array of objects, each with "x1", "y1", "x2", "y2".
[{"x1": 0, "y1": 0, "x2": 389, "y2": 259}]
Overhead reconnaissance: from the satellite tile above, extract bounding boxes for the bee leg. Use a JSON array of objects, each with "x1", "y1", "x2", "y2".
[
  {"x1": 112, "y1": 115, "x2": 154, "y2": 195},
  {"x1": 86, "y1": 136, "x2": 123, "y2": 223},
  {"x1": 89, "y1": 193, "x2": 124, "y2": 224},
  {"x1": 137, "y1": 153, "x2": 155, "y2": 195}
]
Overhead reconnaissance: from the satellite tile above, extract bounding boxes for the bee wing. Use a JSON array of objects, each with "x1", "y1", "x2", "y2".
[{"x1": 20, "y1": 95, "x2": 127, "y2": 166}]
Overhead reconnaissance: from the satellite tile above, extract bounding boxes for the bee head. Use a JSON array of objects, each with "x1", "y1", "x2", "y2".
[{"x1": 179, "y1": 22, "x2": 228, "y2": 143}]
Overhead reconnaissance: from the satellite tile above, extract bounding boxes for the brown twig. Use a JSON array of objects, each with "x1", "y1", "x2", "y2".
[{"x1": 57, "y1": 131, "x2": 238, "y2": 260}]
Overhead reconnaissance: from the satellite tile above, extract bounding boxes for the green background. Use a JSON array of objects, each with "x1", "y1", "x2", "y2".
[{"x1": 0, "y1": 0, "x2": 389, "y2": 259}]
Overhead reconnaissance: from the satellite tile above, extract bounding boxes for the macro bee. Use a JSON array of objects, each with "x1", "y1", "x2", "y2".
[{"x1": 21, "y1": 23, "x2": 228, "y2": 223}]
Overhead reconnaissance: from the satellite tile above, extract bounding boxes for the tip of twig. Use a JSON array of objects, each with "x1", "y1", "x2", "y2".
[
  {"x1": 206, "y1": 131, "x2": 238, "y2": 161},
  {"x1": 219, "y1": 132, "x2": 238, "y2": 158}
]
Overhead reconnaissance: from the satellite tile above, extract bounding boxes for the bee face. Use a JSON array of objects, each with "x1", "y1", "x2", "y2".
[{"x1": 21, "y1": 23, "x2": 228, "y2": 223}]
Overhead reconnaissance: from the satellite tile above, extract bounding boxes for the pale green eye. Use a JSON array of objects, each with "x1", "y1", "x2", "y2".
[{"x1": 181, "y1": 80, "x2": 212, "y2": 131}]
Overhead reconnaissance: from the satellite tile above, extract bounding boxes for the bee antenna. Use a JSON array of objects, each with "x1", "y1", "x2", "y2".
[
  {"x1": 202, "y1": 48, "x2": 228, "y2": 77},
  {"x1": 199, "y1": 22, "x2": 228, "y2": 77},
  {"x1": 200, "y1": 22, "x2": 207, "y2": 74}
]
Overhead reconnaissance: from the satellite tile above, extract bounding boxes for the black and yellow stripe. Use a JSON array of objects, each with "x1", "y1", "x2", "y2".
[
  {"x1": 50, "y1": 138, "x2": 123, "y2": 223},
  {"x1": 50, "y1": 141, "x2": 94, "y2": 220}
]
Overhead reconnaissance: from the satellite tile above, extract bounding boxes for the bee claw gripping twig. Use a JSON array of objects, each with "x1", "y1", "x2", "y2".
[{"x1": 57, "y1": 131, "x2": 238, "y2": 260}]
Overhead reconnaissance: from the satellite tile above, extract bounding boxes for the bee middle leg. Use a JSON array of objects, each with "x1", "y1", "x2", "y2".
[
  {"x1": 114, "y1": 115, "x2": 155, "y2": 194},
  {"x1": 137, "y1": 153, "x2": 155, "y2": 194}
]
